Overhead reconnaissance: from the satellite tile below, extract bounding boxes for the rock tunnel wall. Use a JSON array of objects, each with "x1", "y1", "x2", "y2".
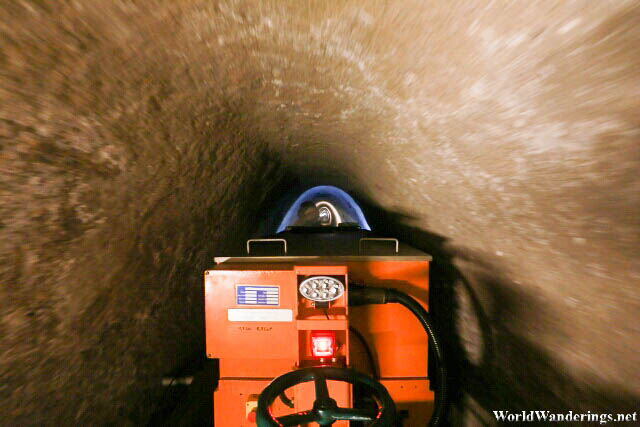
[{"x1": 1, "y1": 1, "x2": 638, "y2": 425}]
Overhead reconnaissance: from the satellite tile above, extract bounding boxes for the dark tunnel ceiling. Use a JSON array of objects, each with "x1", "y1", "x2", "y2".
[{"x1": 1, "y1": 1, "x2": 639, "y2": 425}]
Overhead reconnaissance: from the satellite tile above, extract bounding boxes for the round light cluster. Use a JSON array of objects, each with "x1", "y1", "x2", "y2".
[{"x1": 299, "y1": 276, "x2": 345, "y2": 302}]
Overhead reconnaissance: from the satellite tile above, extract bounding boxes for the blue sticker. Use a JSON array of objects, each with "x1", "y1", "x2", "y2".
[{"x1": 236, "y1": 285, "x2": 279, "y2": 306}]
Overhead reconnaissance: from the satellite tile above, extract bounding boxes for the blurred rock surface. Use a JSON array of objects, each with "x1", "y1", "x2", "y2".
[{"x1": 0, "y1": 1, "x2": 638, "y2": 425}]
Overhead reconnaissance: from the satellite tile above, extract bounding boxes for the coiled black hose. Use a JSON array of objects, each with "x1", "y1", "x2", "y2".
[{"x1": 349, "y1": 284, "x2": 447, "y2": 427}]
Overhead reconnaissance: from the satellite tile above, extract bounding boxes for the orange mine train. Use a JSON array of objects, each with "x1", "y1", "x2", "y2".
[{"x1": 204, "y1": 186, "x2": 446, "y2": 426}]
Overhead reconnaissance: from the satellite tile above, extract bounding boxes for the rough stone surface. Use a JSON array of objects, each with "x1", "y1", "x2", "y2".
[{"x1": 1, "y1": 1, "x2": 638, "y2": 425}]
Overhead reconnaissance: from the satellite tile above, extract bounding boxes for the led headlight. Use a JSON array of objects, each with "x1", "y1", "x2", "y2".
[{"x1": 299, "y1": 276, "x2": 345, "y2": 302}]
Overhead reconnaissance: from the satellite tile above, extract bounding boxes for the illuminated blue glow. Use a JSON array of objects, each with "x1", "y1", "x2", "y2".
[{"x1": 276, "y1": 185, "x2": 371, "y2": 233}]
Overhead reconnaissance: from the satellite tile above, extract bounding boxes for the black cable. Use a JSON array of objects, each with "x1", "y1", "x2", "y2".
[
  {"x1": 348, "y1": 326, "x2": 378, "y2": 380},
  {"x1": 349, "y1": 284, "x2": 448, "y2": 427},
  {"x1": 384, "y1": 289, "x2": 447, "y2": 427}
]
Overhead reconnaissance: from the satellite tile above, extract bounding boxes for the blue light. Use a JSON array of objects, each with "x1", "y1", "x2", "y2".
[{"x1": 276, "y1": 185, "x2": 371, "y2": 233}]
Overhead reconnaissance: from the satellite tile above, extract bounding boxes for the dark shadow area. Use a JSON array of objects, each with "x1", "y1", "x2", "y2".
[
  {"x1": 356, "y1": 197, "x2": 639, "y2": 426},
  {"x1": 146, "y1": 358, "x2": 218, "y2": 427}
]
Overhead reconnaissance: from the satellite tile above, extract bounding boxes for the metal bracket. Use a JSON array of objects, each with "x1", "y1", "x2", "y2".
[
  {"x1": 246, "y1": 238, "x2": 288, "y2": 254},
  {"x1": 358, "y1": 237, "x2": 399, "y2": 254}
]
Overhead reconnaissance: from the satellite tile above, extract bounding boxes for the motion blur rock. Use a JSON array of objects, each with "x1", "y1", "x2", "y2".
[{"x1": 1, "y1": 1, "x2": 638, "y2": 425}]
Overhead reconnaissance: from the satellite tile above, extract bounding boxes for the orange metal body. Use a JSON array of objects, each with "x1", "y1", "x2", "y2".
[{"x1": 205, "y1": 259, "x2": 433, "y2": 426}]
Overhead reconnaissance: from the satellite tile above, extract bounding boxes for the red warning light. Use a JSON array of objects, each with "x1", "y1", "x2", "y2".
[{"x1": 311, "y1": 331, "x2": 336, "y2": 358}]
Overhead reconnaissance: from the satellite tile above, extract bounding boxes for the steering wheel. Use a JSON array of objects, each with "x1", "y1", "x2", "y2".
[{"x1": 256, "y1": 367, "x2": 396, "y2": 426}]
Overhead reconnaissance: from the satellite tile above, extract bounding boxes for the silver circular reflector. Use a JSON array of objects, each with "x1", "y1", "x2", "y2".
[{"x1": 299, "y1": 276, "x2": 345, "y2": 302}]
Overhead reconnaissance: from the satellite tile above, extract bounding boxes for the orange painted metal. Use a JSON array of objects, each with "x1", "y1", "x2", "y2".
[
  {"x1": 381, "y1": 379, "x2": 434, "y2": 425},
  {"x1": 347, "y1": 261, "x2": 430, "y2": 378},
  {"x1": 205, "y1": 268, "x2": 299, "y2": 378},
  {"x1": 205, "y1": 259, "x2": 432, "y2": 425},
  {"x1": 206, "y1": 264, "x2": 351, "y2": 426},
  {"x1": 348, "y1": 260, "x2": 434, "y2": 423},
  {"x1": 214, "y1": 379, "x2": 288, "y2": 426}
]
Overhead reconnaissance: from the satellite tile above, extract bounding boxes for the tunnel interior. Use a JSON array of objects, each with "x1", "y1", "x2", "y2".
[{"x1": 1, "y1": 1, "x2": 639, "y2": 425}]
